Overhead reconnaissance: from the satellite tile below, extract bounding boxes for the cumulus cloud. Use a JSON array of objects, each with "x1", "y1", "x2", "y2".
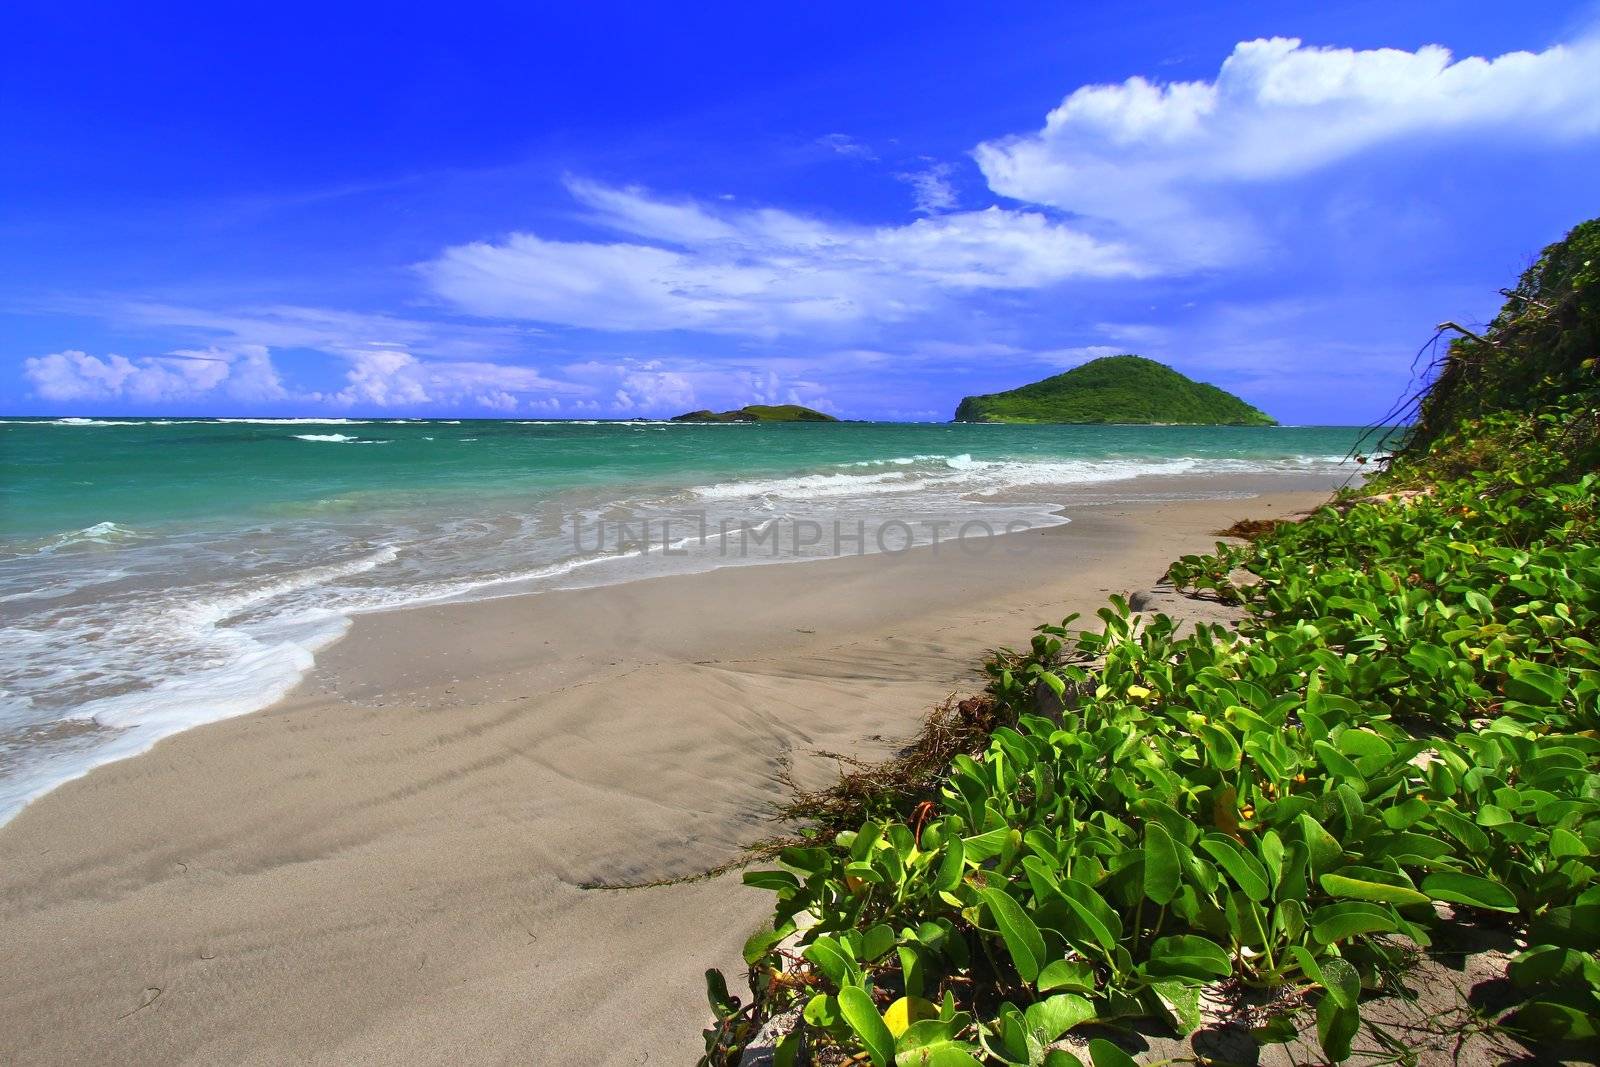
[
  {"x1": 37, "y1": 300, "x2": 597, "y2": 413},
  {"x1": 22, "y1": 334, "x2": 591, "y2": 414},
  {"x1": 421, "y1": 177, "x2": 1144, "y2": 335},
  {"x1": 329, "y1": 348, "x2": 589, "y2": 410},
  {"x1": 23, "y1": 345, "x2": 285, "y2": 403},
  {"x1": 975, "y1": 34, "x2": 1600, "y2": 260},
  {"x1": 559, "y1": 356, "x2": 835, "y2": 415},
  {"x1": 614, "y1": 368, "x2": 696, "y2": 412}
]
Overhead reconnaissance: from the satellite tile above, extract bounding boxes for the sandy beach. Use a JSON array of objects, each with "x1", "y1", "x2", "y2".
[{"x1": 0, "y1": 476, "x2": 1341, "y2": 1065}]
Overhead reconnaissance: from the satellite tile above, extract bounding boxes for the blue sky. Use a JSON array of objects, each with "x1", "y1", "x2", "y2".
[{"x1": 4, "y1": 2, "x2": 1599, "y2": 423}]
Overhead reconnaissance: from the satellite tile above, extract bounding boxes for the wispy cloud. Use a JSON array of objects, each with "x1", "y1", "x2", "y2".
[
  {"x1": 896, "y1": 162, "x2": 958, "y2": 214},
  {"x1": 816, "y1": 133, "x2": 877, "y2": 160},
  {"x1": 106, "y1": 301, "x2": 532, "y2": 362},
  {"x1": 421, "y1": 177, "x2": 1145, "y2": 336}
]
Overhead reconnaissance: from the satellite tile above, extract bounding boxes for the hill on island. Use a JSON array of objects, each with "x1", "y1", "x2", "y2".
[
  {"x1": 953, "y1": 355, "x2": 1276, "y2": 425},
  {"x1": 671, "y1": 404, "x2": 838, "y2": 423}
]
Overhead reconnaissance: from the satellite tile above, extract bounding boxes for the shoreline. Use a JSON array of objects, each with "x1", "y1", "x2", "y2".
[{"x1": 0, "y1": 475, "x2": 1341, "y2": 1064}]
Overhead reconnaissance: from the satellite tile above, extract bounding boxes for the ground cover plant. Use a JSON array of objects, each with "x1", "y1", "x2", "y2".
[{"x1": 700, "y1": 220, "x2": 1600, "y2": 1064}]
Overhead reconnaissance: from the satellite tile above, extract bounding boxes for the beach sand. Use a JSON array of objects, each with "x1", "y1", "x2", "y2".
[{"x1": 0, "y1": 478, "x2": 1341, "y2": 1065}]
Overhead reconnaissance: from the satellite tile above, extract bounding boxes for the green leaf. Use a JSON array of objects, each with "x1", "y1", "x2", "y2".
[
  {"x1": 704, "y1": 968, "x2": 737, "y2": 1018},
  {"x1": 774, "y1": 1029, "x2": 802, "y2": 1067},
  {"x1": 862, "y1": 923, "x2": 897, "y2": 962},
  {"x1": 1143, "y1": 821, "x2": 1182, "y2": 905},
  {"x1": 1197, "y1": 721, "x2": 1242, "y2": 771},
  {"x1": 1319, "y1": 872, "x2": 1430, "y2": 907},
  {"x1": 1037, "y1": 958, "x2": 1097, "y2": 993},
  {"x1": 851, "y1": 820, "x2": 885, "y2": 861},
  {"x1": 1024, "y1": 993, "x2": 1095, "y2": 1041},
  {"x1": 1299, "y1": 814, "x2": 1344, "y2": 875},
  {"x1": 1049, "y1": 878, "x2": 1121, "y2": 958},
  {"x1": 898, "y1": 944, "x2": 926, "y2": 999},
  {"x1": 1311, "y1": 901, "x2": 1398, "y2": 944},
  {"x1": 1150, "y1": 980, "x2": 1203, "y2": 1036},
  {"x1": 839, "y1": 985, "x2": 896, "y2": 1067},
  {"x1": 1504, "y1": 661, "x2": 1567, "y2": 706},
  {"x1": 962, "y1": 827, "x2": 1010, "y2": 862},
  {"x1": 742, "y1": 920, "x2": 796, "y2": 965},
  {"x1": 742, "y1": 869, "x2": 800, "y2": 893},
  {"x1": 933, "y1": 837, "x2": 965, "y2": 892},
  {"x1": 1508, "y1": 945, "x2": 1594, "y2": 991},
  {"x1": 1529, "y1": 905, "x2": 1600, "y2": 951},
  {"x1": 1318, "y1": 957, "x2": 1361, "y2": 1011},
  {"x1": 1316, "y1": 994, "x2": 1360, "y2": 1063},
  {"x1": 1146, "y1": 933, "x2": 1233, "y2": 981},
  {"x1": 1421, "y1": 871, "x2": 1519, "y2": 913},
  {"x1": 1550, "y1": 827, "x2": 1589, "y2": 859},
  {"x1": 1504, "y1": 995, "x2": 1600, "y2": 1041},
  {"x1": 1476, "y1": 804, "x2": 1513, "y2": 827},
  {"x1": 1336, "y1": 728, "x2": 1394, "y2": 763},
  {"x1": 979, "y1": 887, "x2": 1046, "y2": 985},
  {"x1": 1226, "y1": 890, "x2": 1270, "y2": 948},
  {"x1": 804, "y1": 992, "x2": 839, "y2": 1027},
  {"x1": 804, "y1": 937, "x2": 857, "y2": 987},
  {"x1": 894, "y1": 1041, "x2": 983, "y2": 1067},
  {"x1": 1087, "y1": 1038, "x2": 1139, "y2": 1067},
  {"x1": 1200, "y1": 833, "x2": 1271, "y2": 901}
]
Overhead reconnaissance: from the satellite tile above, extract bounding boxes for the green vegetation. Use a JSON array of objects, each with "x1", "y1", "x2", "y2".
[
  {"x1": 953, "y1": 355, "x2": 1276, "y2": 426},
  {"x1": 701, "y1": 219, "x2": 1600, "y2": 1064},
  {"x1": 672, "y1": 404, "x2": 839, "y2": 423},
  {"x1": 1383, "y1": 217, "x2": 1600, "y2": 485}
]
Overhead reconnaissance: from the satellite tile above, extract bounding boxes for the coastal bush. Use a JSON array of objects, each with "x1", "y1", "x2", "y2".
[
  {"x1": 706, "y1": 470, "x2": 1600, "y2": 1065},
  {"x1": 1392, "y1": 217, "x2": 1600, "y2": 481},
  {"x1": 701, "y1": 219, "x2": 1600, "y2": 1064}
]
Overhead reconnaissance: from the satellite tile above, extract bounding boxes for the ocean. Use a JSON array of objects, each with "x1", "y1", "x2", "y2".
[{"x1": 0, "y1": 416, "x2": 1373, "y2": 821}]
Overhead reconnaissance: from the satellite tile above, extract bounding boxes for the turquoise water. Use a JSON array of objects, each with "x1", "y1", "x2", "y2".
[
  {"x1": 3, "y1": 417, "x2": 1370, "y2": 539},
  {"x1": 0, "y1": 416, "x2": 1371, "y2": 821}
]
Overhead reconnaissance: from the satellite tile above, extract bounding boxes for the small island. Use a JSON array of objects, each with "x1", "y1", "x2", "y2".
[
  {"x1": 953, "y1": 354, "x2": 1276, "y2": 425},
  {"x1": 670, "y1": 404, "x2": 838, "y2": 423}
]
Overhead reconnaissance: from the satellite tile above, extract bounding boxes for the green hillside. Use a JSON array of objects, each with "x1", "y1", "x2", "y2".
[
  {"x1": 953, "y1": 354, "x2": 1276, "y2": 425},
  {"x1": 670, "y1": 404, "x2": 838, "y2": 423}
]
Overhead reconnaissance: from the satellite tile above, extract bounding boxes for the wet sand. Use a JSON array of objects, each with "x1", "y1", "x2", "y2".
[{"x1": 0, "y1": 478, "x2": 1339, "y2": 1065}]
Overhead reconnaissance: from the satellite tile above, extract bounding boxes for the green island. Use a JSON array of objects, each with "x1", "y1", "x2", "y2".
[
  {"x1": 700, "y1": 219, "x2": 1600, "y2": 1063},
  {"x1": 671, "y1": 404, "x2": 839, "y2": 423},
  {"x1": 954, "y1": 355, "x2": 1277, "y2": 426}
]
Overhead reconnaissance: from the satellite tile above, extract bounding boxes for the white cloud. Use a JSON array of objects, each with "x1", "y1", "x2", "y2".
[
  {"x1": 421, "y1": 178, "x2": 1145, "y2": 336},
  {"x1": 330, "y1": 349, "x2": 589, "y2": 409},
  {"x1": 108, "y1": 301, "x2": 529, "y2": 362},
  {"x1": 43, "y1": 300, "x2": 597, "y2": 413},
  {"x1": 22, "y1": 336, "x2": 590, "y2": 413},
  {"x1": 560, "y1": 356, "x2": 837, "y2": 415},
  {"x1": 817, "y1": 133, "x2": 877, "y2": 160},
  {"x1": 23, "y1": 346, "x2": 284, "y2": 403},
  {"x1": 614, "y1": 368, "x2": 696, "y2": 411},
  {"x1": 897, "y1": 163, "x2": 958, "y2": 214},
  {"x1": 975, "y1": 34, "x2": 1600, "y2": 261}
]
